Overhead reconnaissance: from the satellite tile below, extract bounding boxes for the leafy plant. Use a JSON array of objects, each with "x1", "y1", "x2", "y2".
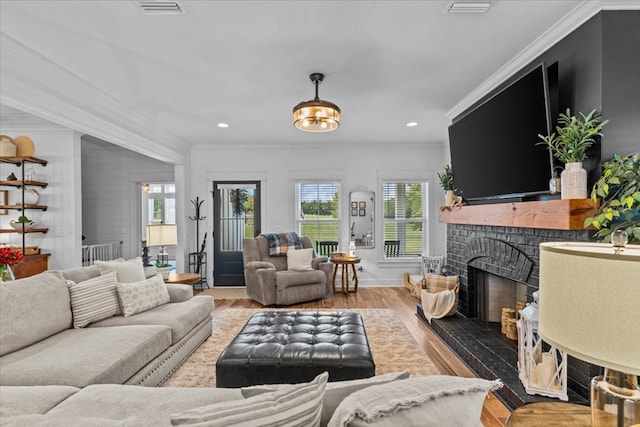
[
  {"x1": 584, "y1": 152, "x2": 640, "y2": 243},
  {"x1": 538, "y1": 109, "x2": 608, "y2": 163},
  {"x1": 437, "y1": 165, "x2": 454, "y2": 191},
  {"x1": 16, "y1": 215, "x2": 33, "y2": 224},
  {"x1": 154, "y1": 259, "x2": 170, "y2": 268}
]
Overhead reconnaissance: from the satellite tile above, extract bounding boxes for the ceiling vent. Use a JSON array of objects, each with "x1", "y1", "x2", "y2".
[
  {"x1": 134, "y1": 1, "x2": 186, "y2": 15},
  {"x1": 445, "y1": 0, "x2": 494, "y2": 14}
]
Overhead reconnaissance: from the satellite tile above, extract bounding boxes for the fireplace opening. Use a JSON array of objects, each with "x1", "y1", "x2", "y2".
[{"x1": 474, "y1": 269, "x2": 527, "y2": 323}]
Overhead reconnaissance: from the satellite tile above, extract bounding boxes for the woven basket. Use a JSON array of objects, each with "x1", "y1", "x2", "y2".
[
  {"x1": 13, "y1": 135, "x2": 35, "y2": 157},
  {"x1": 501, "y1": 308, "x2": 516, "y2": 334},
  {"x1": 506, "y1": 318, "x2": 518, "y2": 340}
]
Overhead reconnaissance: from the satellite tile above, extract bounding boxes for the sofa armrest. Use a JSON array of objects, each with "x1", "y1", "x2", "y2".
[
  {"x1": 166, "y1": 284, "x2": 193, "y2": 302},
  {"x1": 246, "y1": 261, "x2": 275, "y2": 270}
]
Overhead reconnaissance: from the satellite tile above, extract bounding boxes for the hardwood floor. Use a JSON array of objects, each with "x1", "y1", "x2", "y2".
[{"x1": 206, "y1": 286, "x2": 511, "y2": 427}]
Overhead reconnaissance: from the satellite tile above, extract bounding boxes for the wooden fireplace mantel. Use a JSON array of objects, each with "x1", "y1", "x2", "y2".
[{"x1": 439, "y1": 198, "x2": 598, "y2": 230}]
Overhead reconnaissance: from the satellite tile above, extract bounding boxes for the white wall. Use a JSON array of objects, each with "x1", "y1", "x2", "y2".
[
  {"x1": 0, "y1": 128, "x2": 82, "y2": 270},
  {"x1": 190, "y1": 142, "x2": 448, "y2": 286}
]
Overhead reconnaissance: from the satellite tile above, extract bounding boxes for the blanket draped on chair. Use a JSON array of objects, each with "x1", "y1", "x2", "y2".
[{"x1": 261, "y1": 232, "x2": 303, "y2": 256}]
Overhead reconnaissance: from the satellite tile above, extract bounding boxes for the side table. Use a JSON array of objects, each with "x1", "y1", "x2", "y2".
[
  {"x1": 329, "y1": 255, "x2": 361, "y2": 293},
  {"x1": 506, "y1": 402, "x2": 617, "y2": 426}
]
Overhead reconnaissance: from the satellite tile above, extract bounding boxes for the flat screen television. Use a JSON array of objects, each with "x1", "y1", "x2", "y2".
[{"x1": 448, "y1": 63, "x2": 553, "y2": 202}]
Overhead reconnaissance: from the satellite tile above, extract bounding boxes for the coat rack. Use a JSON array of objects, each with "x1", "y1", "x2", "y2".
[
  {"x1": 188, "y1": 197, "x2": 209, "y2": 289},
  {"x1": 189, "y1": 197, "x2": 206, "y2": 254}
]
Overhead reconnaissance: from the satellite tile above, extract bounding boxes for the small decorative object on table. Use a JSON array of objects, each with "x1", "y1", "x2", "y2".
[{"x1": 0, "y1": 247, "x2": 24, "y2": 283}]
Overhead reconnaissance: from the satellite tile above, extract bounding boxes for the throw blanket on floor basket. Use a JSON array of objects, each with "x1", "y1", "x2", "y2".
[{"x1": 262, "y1": 232, "x2": 303, "y2": 256}]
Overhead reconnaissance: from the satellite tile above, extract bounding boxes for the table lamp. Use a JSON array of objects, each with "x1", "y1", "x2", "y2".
[
  {"x1": 146, "y1": 224, "x2": 177, "y2": 266},
  {"x1": 538, "y1": 238, "x2": 640, "y2": 427}
]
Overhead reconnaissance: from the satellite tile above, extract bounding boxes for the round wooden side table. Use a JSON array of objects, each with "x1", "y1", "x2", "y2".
[
  {"x1": 329, "y1": 255, "x2": 361, "y2": 294},
  {"x1": 506, "y1": 402, "x2": 618, "y2": 426}
]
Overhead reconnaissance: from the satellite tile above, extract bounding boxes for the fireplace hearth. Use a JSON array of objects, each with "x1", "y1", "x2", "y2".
[{"x1": 421, "y1": 223, "x2": 601, "y2": 409}]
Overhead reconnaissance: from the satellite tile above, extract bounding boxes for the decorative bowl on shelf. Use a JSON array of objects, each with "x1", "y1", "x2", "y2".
[{"x1": 10, "y1": 220, "x2": 36, "y2": 231}]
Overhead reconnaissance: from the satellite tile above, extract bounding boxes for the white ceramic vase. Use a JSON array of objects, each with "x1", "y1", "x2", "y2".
[
  {"x1": 560, "y1": 162, "x2": 587, "y2": 199},
  {"x1": 23, "y1": 189, "x2": 40, "y2": 206}
]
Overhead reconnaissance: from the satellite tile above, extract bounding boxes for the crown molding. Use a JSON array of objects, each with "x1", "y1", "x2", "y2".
[
  {"x1": 446, "y1": 1, "x2": 639, "y2": 121},
  {"x1": 0, "y1": 32, "x2": 185, "y2": 164}
]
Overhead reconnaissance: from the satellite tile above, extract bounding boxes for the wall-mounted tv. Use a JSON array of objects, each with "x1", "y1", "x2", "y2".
[{"x1": 448, "y1": 63, "x2": 553, "y2": 203}]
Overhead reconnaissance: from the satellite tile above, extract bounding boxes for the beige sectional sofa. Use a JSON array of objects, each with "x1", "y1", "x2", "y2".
[
  {"x1": 0, "y1": 262, "x2": 213, "y2": 388},
  {"x1": 0, "y1": 372, "x2": 502, "y2": 426}
]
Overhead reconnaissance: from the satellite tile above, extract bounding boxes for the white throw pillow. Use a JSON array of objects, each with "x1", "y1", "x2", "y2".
[
  {"x1": 67, "y1": 271, "x2": 121, "y2": 328},
  {"x1": 287, "y1": 248, "x2": 314, "y2": 271},
  {"x1": 327, "y1": 375, "x2": 502, "y2": 427},
  {"x1": 116, "y1": 274, "x2": 170, "y2": 317},
  {"x1": 170, "y1": 372, "x2": 328, "y2": 427},
  {"x1": 242, "y1": 371, "x2": 411, "y2": 427},
  {"x1": 95, "y1": 257, "x2": 146, "y2": 283}
]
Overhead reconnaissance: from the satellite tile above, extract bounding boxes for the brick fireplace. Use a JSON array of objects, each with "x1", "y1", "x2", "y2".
[
  {"x1": 442, "y1": 223, "x2": 599, "y2": 402},
  {"x1": 419, "y1": 199, "x2": 602, "y2": 408}
]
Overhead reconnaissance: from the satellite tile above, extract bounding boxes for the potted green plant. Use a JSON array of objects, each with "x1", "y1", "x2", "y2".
[
  {"x1": 538, "y1": 108, "x2": 608, "y2": 199},
  {"x1": 584, "y1": 152, "x2": 639, "y2": 244},
  {"x1": 154, "y1": 259, "x2": 171, "y2": 279},
  {"x1": 437, "y1": 164, "x2": 456, "y2": 206}
]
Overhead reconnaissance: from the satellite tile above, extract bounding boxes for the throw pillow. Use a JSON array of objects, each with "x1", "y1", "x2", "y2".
[
  {"x1": 241, "y1": 371, "x2": 410, "y2": 427},
  {"x1": 67, "y1": 271, "x2": 121, "y2": 328},
  {"x1": 287, "y1": 248, "x2": 314, "y2": 271},
  {"x1": 116, "y1": 274, "x2": 170, "y2": 317},
  {"x1": 95, "y1": 257, "x2": 146, "y2": 283},
  {"x1": 327, "y1": 375, "x2": 502, "y2": 427},
  {"x1": 170, "y1": 372, "x2": 328, "y2": 427}
]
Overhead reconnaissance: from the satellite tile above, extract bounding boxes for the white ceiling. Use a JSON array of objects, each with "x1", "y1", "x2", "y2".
[{"x1": 0, "y1": 0, "x2": 634, "y2": 161}]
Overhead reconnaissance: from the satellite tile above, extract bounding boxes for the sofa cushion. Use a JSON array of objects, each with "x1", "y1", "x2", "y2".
[
  {"x1": 0, "y1": 414, "x2": 139, "y2": 426},
  {"x1": 0, "y1": 325, "x2": 171, "y2": 387},
  {"x1": 46, "y1": 384, "x2": 243, "y2": 427},
  {"x1": 90, "y1": 295, "x2": 213, "y2": 344},
  {"x1": 95, "y1": 257, "x2": 146, "y2": 283},
  {"x1": 60, "y1": 265, "x2": 101, "y2": 283},
  {"x1": 116, "y1": 274, "x2": 170, "y2": 317},
  {"x1": 0, "y1": 385, "x2": 79, "y2": 417},
  {"x1": 327, "y1": 375, "x2": 502, "y2": 427},
  {"x1": 170, "y1": 372, "x2": 328, "y2": 427},
  {"x1": 0, "y1": 271, "x2": 72, "y2": 357},
  {"x1": 241, "y1": 371, "x2": 410, "y2": 427},
  {"x1": 67, "y1": 271, "x2": 121, "y2": 328}
]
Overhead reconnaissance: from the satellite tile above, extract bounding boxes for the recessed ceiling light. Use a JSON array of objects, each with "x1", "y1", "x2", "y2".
[
  {"x1": 406, "y1": 122, "x2": 418, "y2": 127},
  {"x1": 217, "y1": 123, "x2": 229, "y2": 128}
]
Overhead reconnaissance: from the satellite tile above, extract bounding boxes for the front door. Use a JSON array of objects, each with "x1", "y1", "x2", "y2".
[{"x1": 212, "y1": 181, "x2": 260, "y2": 286}]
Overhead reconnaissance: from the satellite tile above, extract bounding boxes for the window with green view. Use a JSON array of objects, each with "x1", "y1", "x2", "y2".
[
  {"x1": 382, "y1": 181, "x2": 427, "y2": 258},
  {"x1": 296, "y1": 182, "x2": 341, "y2": 251}
]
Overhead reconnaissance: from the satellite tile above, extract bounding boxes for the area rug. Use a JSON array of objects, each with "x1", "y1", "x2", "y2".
[{"x1": 165, "y1": 308, "x2": 439, "y2": 387}]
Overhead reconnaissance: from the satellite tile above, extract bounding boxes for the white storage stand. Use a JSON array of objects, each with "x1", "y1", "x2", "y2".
[{"x1": 517, "y1": 292, "x2": 568, "y2": 401}]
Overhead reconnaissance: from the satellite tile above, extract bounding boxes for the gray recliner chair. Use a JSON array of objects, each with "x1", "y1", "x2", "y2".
[{"x1": 242, "y1": 235, "x2": 333, "y2": 306}]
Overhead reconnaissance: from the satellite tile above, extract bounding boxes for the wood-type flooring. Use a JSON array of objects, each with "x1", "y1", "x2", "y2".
[{"x1": 205, "y1": 286, "x2": 511, "y2": 427}]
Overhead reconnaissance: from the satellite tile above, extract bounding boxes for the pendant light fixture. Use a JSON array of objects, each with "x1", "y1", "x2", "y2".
[{"x1": 293, "y1": 73, "x2": 340, "y2": 132}]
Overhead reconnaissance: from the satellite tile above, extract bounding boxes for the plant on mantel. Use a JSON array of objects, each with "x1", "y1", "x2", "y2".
[
  {"x1": 537, "y1": 108, "x2": 608, "y2": 163},
  {"x1": 437, "y1": 164, "x2": 454, "y2": 191},
  {"x1": 584, "y1": 152, "x2": 640, "y2": 244}
]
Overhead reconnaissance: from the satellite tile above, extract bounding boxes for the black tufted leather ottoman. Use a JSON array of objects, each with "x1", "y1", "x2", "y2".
[{"x1": 216, "y1": 311, "x2": 375, "y2": 388}]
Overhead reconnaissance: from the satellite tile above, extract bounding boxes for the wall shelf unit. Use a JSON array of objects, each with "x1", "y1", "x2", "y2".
[
  {"x1": 439, "y1": 198, "x2": 598, "y2": 231},
  {"x1": 0, "y1": 155, "x2": 50, "y2": 277}
]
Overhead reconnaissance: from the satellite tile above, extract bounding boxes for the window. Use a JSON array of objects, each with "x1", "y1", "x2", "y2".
[
  {"x1": 382, "y1": 181, "x2": 427, "y2": 258},
  {"x1": 296, "y1": 182, "x2": 341, "y2": 249},
  {"x1": 147, "y1": 183, "x2": 175, "y2": 224}
]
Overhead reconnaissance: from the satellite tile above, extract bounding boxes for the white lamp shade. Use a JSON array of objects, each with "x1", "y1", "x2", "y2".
[
  {"x1": 538, "y1": 241, "x2": 640, "y2": 376},
  {"x1": 146, "y1": 224, "x2": 177, "y2": 247}
]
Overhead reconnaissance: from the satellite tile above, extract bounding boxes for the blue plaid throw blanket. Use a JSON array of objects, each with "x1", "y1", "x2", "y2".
[{"x1": 262, "y1": 232, "x2": 303, "y2": 256}]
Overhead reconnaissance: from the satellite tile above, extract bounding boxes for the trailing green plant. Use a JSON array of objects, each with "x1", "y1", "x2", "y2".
[
  {"x1": 584, "y1": 152, "x2": 640, "y2": 243},
  {"x1": 538, "y1": 108, "x2": 608, "y2": 163},
  {"x1": 437, "y1": 164, "x2": 454, "y2": 191}
]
